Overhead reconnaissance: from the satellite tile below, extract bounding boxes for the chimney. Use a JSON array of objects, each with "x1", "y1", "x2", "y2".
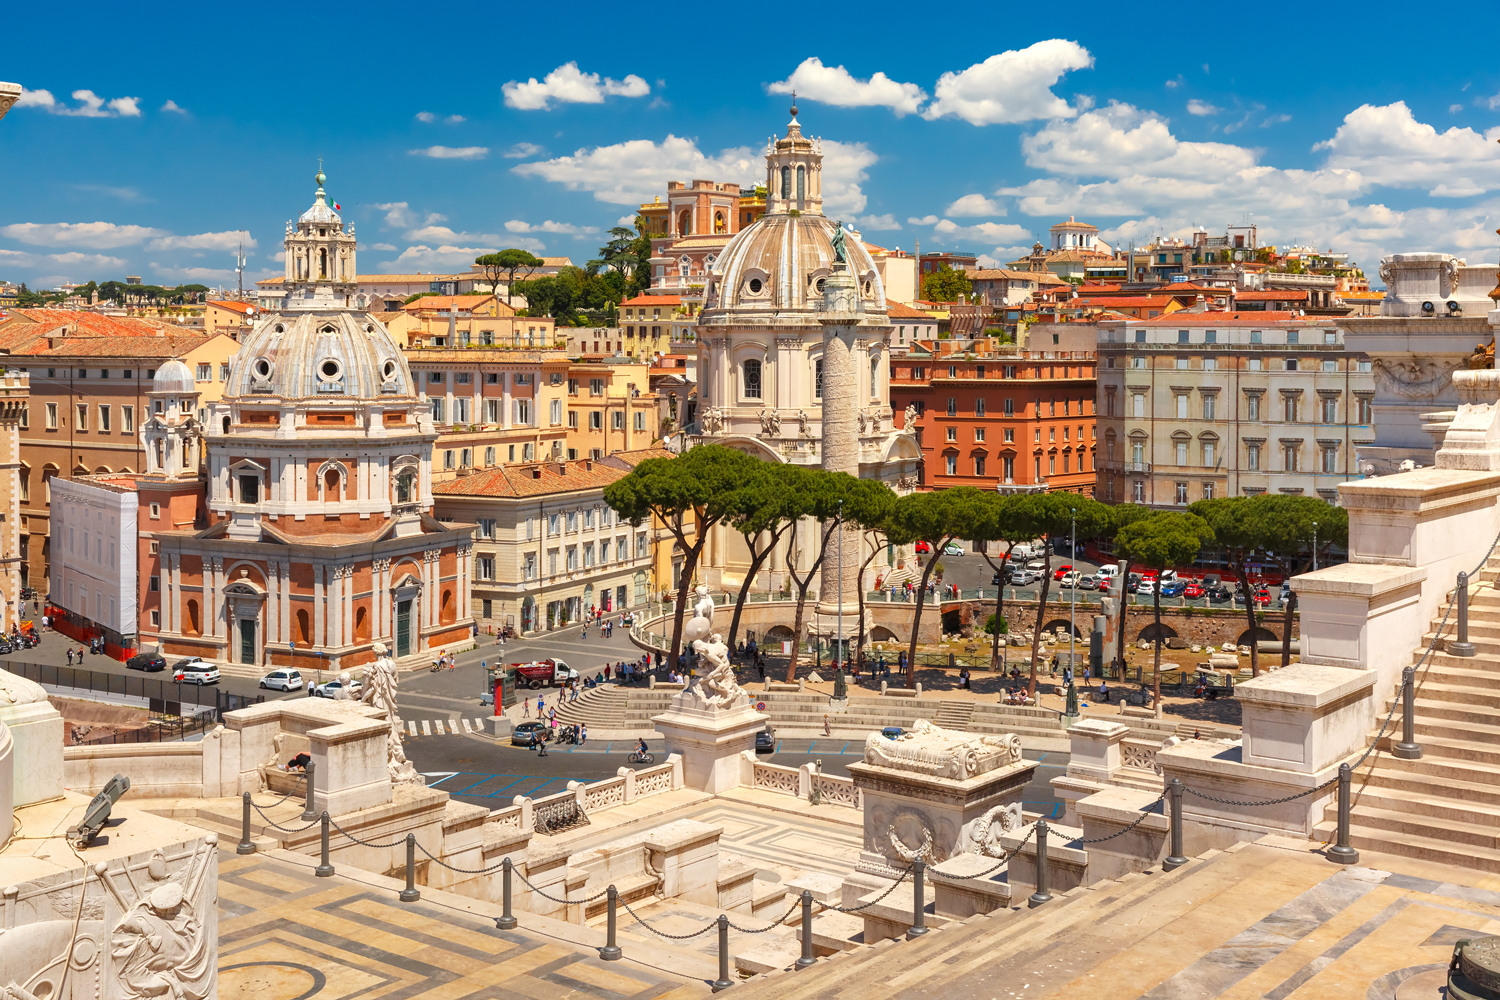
[
  {"x1": 531, "y1": 467, "x2": 543, "y2": 479},
  {"x1": 557, "y1": 463, "x2": 567, "y2": 476}
]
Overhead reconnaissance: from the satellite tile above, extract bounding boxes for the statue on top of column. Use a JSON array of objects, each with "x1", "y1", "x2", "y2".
[{"x1": 831, "y1": 221, "x2": 848, "y2": 264}]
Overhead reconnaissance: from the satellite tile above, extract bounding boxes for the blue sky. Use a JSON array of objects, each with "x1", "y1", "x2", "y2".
[{"x1": 4, "y1": 2, "x2": 1500, "y2": 290}]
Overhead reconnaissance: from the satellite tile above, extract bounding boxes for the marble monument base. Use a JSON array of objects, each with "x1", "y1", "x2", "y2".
[{"x1": 652, "y1": 698, "x2": 765, "y2": 793}]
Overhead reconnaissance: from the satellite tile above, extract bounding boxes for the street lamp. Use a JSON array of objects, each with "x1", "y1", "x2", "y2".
[
  {"x1": 1311, "y1": 521, "x2": 1319, "y2": 573},
  {"x1": 836, "y1": 499, "x2": 845, "y2": 692}
]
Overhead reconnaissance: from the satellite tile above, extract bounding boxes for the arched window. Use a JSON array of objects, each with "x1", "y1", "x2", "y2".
[
  {"x1": 677, "y1": 210, "x2": 691, "y2": 236},
  {"x1": 780, "y1": 166, "x2": 791, "y2": 200},
  {"x1": 714, "y1": 210, "x2": 725, "y2": 234},
  {"x1": 395, "y1": 470, "x2": 415, "y2": 504},
  {"x1": 355, "y1": 606, "x2": 369, "y2": 641},
  {"x1": 319, "y1": 247, "x2": 327, "y2": 279},
  {"x1": 324, "y1": 468, "x2": 340, "y2": 500},
  {"x1": 296, "y1": 609, "x2": 312, "y2": 644},
  {"x1": 870, "y1": 355, "x2": 880, "y2": 397},
  {"x1": 796, "y1": 165, "x2": 805, "y2": 203},
  {"x1": 814, "y1": 359, "x2": 824, "y2": 399},
  {"x1": 186, "y1": 600, "x2": 200, "y2": 636},
  {"x1": 441, "y1": 588, "x2": 454, "y2": 624},
  {"x1": 742, "y1": 359, "x2": 762, "y2": 399}
]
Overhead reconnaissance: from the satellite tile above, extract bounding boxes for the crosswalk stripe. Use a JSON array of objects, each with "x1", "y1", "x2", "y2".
[
  {"x1": 421, "y1": 720, "x2": 431, "y2": 736},
  {"x1": 461, "y1": 718, "x2": 472, "y2": 734},
  {"x1": 406, "y1": 720, "x2": 416, "y2": 736},
  {"x1": 474, "y1": 717, "x2": 486, "y2": 729}
]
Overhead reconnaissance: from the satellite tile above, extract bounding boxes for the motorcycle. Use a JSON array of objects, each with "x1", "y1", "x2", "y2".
[
  {"x1": 0, "y1": 636, "x2": 16, "y2": 655},
  {"x1": 556, "y1": 726, "x2": 580, "y2": 746}
]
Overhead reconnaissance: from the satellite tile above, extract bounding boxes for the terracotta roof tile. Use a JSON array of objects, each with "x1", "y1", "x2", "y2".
[
  {"x1": 1233, "y1": 289, "x2": 1309, "y2": 301},
  {"x1": 886, "y1": 302, "x2": 938, "y2": 319},
  {"x1": 1124, "y1": 311, "x2": 1327, "y2": 326},
  {"x1": 431, "y1": 460, "x2": 630, "y2": 499},
  {"x1": 621, "y1": 294, "x2": 683, "y2": 306},
  {"x1": 207, "y1": 300, "x2": 255, "y2": 314},
  {"x1": 17, "y1": 334, "x2": 211, "y2": 358}
]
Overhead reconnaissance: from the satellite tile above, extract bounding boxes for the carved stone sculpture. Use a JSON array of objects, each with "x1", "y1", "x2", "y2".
[
  {"x1": 797, "y1": 409, "x2": 810, "y2": 436},
  {"x1": 904, "y1": 403, "x2": 918, "y2": 431},
  {"x1": 1371, "y1": 358, "x2": 1462, "y2": 400},
  {"x1": 0, "y1": 669, "x2": 47, "y2": 706},
  {"x1": 758, "y1": 408, "x2": 771, "y2": 434},
  {"x1": 767, "y1": 409, "x2": 781, "y2": 436},
  {"x1": 888, "y1": 824, "x2": 934, "y2": 861},
  {"x1": 863, "y1": 719, "x2": 1023, "y2": 780},
  {"x1": 688, "y1": 632, "x2": 745, "y2": 709},
  {"x1": 955, "y1": 802, "x2": 1024, "y2": 857},
  {"x1": 857, "y1": 410, "x2": 868, "y2": 434},
  {"x1": 361, "y1": 642, "x2": 420, "y2": 784},
  {"x1": 681, "y1": 584, "x2": 715, "y2": 649}
]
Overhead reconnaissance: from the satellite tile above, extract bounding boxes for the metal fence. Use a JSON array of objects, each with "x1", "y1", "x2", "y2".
[
  {"x1": 5, "y1": 661, "x2": 263, "y2": 720},
  {"x1": 71, "y1": 712, "x2": 219, "y2": 746}
]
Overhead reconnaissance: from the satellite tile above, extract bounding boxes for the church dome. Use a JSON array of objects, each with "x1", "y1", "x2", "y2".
[
  {"x1": 702, "y1": 213, "x2": 886, "y2": 321},
  {"x1": 299, "y1": 167, "x2": 342, "y2": 226},
  {"x1": 153, "y1": 358, "x2": 196, "y2": 393},
  {"x1": 228, "y1": 311, "x2": 411, "y2": 402}
]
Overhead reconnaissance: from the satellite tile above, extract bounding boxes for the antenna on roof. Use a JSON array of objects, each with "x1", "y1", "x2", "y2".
[{"x1": 234, "y1": 237, "x2": 247, "y2": 300}]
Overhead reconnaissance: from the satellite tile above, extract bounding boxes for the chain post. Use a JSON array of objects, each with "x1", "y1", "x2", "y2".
[
  {"x1": 237, "y1": 792, "x2": 256, "y2": 855},
  {"x1": 1028, "y1": 820, "x2": 1053, "y2": 907},
  {"x1": 301, "y1": 761, "x2": 318, "y2": 821},
  {"x1": 1165, "y1": 778, "x2": 1188, "y2": 869},
  {"x1": 497, "y1": 857, "x2": 518, "y2": 930},
  {"x1": 1328, "y1": 763, "x2": 1360, "y2": 865},
  {"x1": 906, "y1": 860, "x2": 928, "y2": 939},
  {"x1": 315, "y1": 811, "x2": 335, "y2": 877},
  {"x1": 399, "y1": 833, "x2": 420, "y2": 902},
  {"x1": 1393, "y1": 666, "x2": 1423, "y2": 759},
  {"x1": 1451, "y1": 571, "x2": 1477, "y2": 657},
  {"x1": 600, "y1": 885, "x2": 622, "y2": 961},
  {"x1": 712, "y1": 914, "x2": 734, "y2": 992},
  {"x1": 796, "y1": 890, "x2": 817, "y2": 969}
]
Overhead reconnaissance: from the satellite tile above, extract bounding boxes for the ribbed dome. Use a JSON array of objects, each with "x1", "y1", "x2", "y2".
[
  {"x1": 228, "y1": 312, "x2": 411, "y2": 402},
  {"x1": 152, "y1": 358, "x2": 196, "y2": 393},
  {"x1": 702, "y1": 214, "x2": 885, "y2": 323}
]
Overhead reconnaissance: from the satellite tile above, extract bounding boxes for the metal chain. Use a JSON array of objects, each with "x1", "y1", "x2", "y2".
[
  {"x1": 248, "y1": 800, "x2": 321, "y2": 833},
  {"x1": 725, "y1": 896, "x2": 803, "y2": 935},
  {"x1": 1075, "y1": 797, "x2": 1166, "y2": 845},
  {"x1": 411, "y1": 839, "x2": 512, "y2": 875},
  {"x1": 252, "y1": 773, "x2": 307, "y2": 808},
  {"x1": 513, "y1": 868, "x2": 612, "y2": 905},
  {"x1": 1184, "y1": 775, "x2": 1338, "y2": 808},
  {"x1": 821, "y1": 863, "x2": 916, "y2": 913},
  {"x1": 930, "y1": 823, "x2": 1038, "y2": 882},
  {"x1": 619, "y1": 897, "x2": 720, "y2": 940},
  {"x1": 329, "y1": 818, "x2": 409, "y2": 850}
]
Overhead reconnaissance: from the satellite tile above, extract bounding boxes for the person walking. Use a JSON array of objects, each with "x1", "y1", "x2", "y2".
[
  {"x1": 307, "y1": 679, "x2": 316, "y2": 697},
  {"x1": 66, "y1": 648, "x2": 73, "y2": 666},
  {"x1": 536, "y1": 693, "x2": 545, "y2": 718},
  {"x1": 823, "y1": 714, "x2": 831, "y2": 737},
  {"x1": 579, "y1": 723, "x2": 588, "y2": 746}
]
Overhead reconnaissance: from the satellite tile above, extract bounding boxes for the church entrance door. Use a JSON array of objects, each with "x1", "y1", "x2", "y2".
[
  {"x1": 397, "y1": 600, "x2": 412, "y2": 657},
  {"x1": 239, "y1": 619, "x2": 256, "y2": 665}
]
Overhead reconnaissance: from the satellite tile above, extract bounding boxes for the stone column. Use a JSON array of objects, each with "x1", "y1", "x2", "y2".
[{"x1": 815, "y1": 263, "x2": 865, "y2": 644}]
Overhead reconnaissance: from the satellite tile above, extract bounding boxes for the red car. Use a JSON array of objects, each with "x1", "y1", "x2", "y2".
[
  {"x1": 1052, "y1": 564, "x2": 1073, "y2": 581},
  {"x1": 1183, "y1": 582, "x2": 1204, "y2": 598},
  {"x1": 1253, "y1": 588, "x2": 1271, "y2": 604},
  {"x1": 915, "y1": 542, "x2": 931, "y2": 554}
]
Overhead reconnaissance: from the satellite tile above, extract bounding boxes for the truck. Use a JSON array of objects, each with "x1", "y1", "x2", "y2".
[{"x1": 512, "y1": 658, "x2": 579, "y2": 689}]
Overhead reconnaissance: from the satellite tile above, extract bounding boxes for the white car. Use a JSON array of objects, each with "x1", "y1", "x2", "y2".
[
  {"x1": 314, "y1": 678, "x2": 361, "y2": 699},
  {"x1": 944, "y1": 544, "x2": 965, "y2": 557},
  {"x1": 174, "y1": 658, "x2": 220, "y2": 685},
  {"x1": 1097, "y1": 565, "x2": 1120, "y2": 580},
  {"x1": 1138, "y1": 579, "x2": 1157, "y2": 595},
  {"x1": 1009, "y1": 568, "x2": 1040, "y2": 586},
  {"x1": 1025, "y1": 558, "x2": 1047, "y2": 571},
  {"x1": 259, "y1": 668, "x2": 304, "y2": 692}
]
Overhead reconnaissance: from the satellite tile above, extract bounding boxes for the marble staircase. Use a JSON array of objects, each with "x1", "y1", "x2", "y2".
[{"x1": 1317, "y1": 561, "x2": 1500, "y2": 871}]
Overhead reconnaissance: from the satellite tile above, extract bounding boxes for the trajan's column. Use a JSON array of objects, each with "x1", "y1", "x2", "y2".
[{"x1": 814, "y1": 236, "x2": 870, "y2": 654}]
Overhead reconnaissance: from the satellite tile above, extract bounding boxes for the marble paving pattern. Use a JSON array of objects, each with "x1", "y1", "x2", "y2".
[
  {"x1": 216, "y1": 848, "x2": 709, "y2": 1000},
  {"x1": 681, "y1": 802, "x2": 864, "y2": 877}
]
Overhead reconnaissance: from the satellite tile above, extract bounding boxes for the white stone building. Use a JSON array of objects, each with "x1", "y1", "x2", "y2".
[{"x1": 49, "y1": 476, "x2": 138, "y2": 641}]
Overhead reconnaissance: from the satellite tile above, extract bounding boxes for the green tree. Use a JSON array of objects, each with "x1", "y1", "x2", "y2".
[
  {"x1": 1102, "y1": 504, "x2": 1152, "y2": 674},
  {"x1": 475, "y1": 249, "x2": 544, "y2": 307},
  {"x1": 1021, "y1": 495, "x2": 1110, "y2": 698},
  {"x1": 920, "y1": 265, "x2": 972, "y2": 303},
  {"x1": 849, "y1": 484, "x2": 899, "y2": 670},
  {"x1": 723, "y1": 463, "x2": 806, "y2": 653},
  {"x1": 589, "y1": 219, "x2": 653, "y2": 295},
  {"x1": 1114, "y1": 512, "x2": 1214, "y2": 716},
  {"x1": 887, "y1": 487, "x2": 992, "y2": 687},
  {"x1": 603, "y1": 445, "x2": 762, "y2": 673},
  {"x1": 971, "y1": 493, "x2": 1041, "y2": 674},
  {"x1": 1256, "y1": 496, "x2": 1347, "y2": 667},
  {"x1": 1189, "y1": 496, "x2": 1270, "y2": 677}
]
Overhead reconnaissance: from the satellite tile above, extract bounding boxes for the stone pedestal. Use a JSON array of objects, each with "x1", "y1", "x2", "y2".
[
  {"x1": 652, "y1": 693, "x2": 764, "y2": 793},
  {"x1": 1236, "y1": 664, "x2": 1375, "y2": 774},
  {"x1": 1049, "y1": 717, "x2": 1129, "y2": 825}
]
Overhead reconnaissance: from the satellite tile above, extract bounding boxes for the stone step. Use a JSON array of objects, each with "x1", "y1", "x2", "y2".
[
  {"x1": 1405, "y1": 715, "x2": 1500, "y2": 745},
  {"x1": 1369, "y1": 751, "x2": 1500, "y2": 788},
  {"x1": 1394, "y1": 695, "x2": 1500, "y2": 725},
  {"x1": 1333, "y1": 802, "x2": 1500, "y2": 851},
  {"x1": 1414, "y1": 661, "x2": 1500, "y2": 688},
  {"x1": 1422, "y1": 632, "x2": 1500, "y2": 657},
  {"x1": 1375, "y1": 732, "x2": 1500, "y2": 767},
  {"x1": 1363, "y1": 763, "x2": 1500, "y2": 807},
  {"x1": 1338, "y1": 785, "x2": 1500, "y2": 829},
  {"x1": 1314, "y1": 820, "x2": 1500, "y2": 874},
  {"x1": 1402, "y1": 684, "x2": 1500, "y2": 711}
]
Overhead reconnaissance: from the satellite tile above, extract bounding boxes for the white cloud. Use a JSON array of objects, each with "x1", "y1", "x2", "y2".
[
  {"x1": 1165, "y1": 76, "x2": 1184, "y2": 90},
  {"x1": 409, "y1": 145, "x2": 489, "y2": 160},
  {"x1": 368, "y1": 242, "x2": 397, "y2": 251},
  {"x1": 855, "y1": 214, "x2": 901, "y2": 230},
  {"x1": 378, "y1": 245, "x2": 503, "y2": 272},
  {"x1": 16, "y1": 88, "x2": 55, "y2": 109},
  {"x1": 908, "y1": 215, "x2": 939, "y2": 226},
  {"x1": 403, "y1": 225, "x2": 503, "y2": 244},
  {"x1": 767, "y1": 58, "x2": 926, "y2": 116},
  {"x1": 502, "y1": 62, "x2": 650, "y2": 111},
  {"x1": 446, "y1": 114, "x2": 465, "y2": 124},
  {"x1": 1486, "y1": 92, "x2": 1500, "y2": 110},
  {"x1": 40, "y1": 90, "x2": 143, "y2": 118},
  {"x1": 1018, "y1": 102, "x2": 1259, "y2": 181},
  {"x1": 45, "y1": 252, "x2": 128, "y2": 269},
  {"x1": 373, "y1": 202, "x2": 418, "y2": 228},
  {"x1": 819, "y1": 139, "x2": 877, "y2": 215},
  {"x1": 514, "y1": 135, "x2": 758, "y2": 205},
  {"x1": 933, "y1": 220, "x2": 1031, "y2": 243},
  {"x1": 1187, "y1": 99, "x2": 1220, "y2": 116},
  {"x1": 146, "y1": 230, "x2": 256, "y2": 251},
  {"x1": 1262, "y1": 113, "x2": 1292, "y2": 126},
  {"x1": 1313, "y1": 101, "x2": 1500, "y2": 196},
  {"x1": 1451, "y1": 103, "x2": 1464, "y2": 114},
  {"x1": 160, "y1": 100, "x2": 186, "y2": 114},
  {"x1": 923, "y1": 40, "x2": 1093, "y2": 125},
  {"x1": 1, "y1": 221, "x2": 167, "y2": 248},
  {"x1": 504, "y1": 142, "x2": 544, "y2": 159},
  {"x1": 946, "y1": 194, "x2": 1004, "y2": 217},
  {"x1": 415, "y1": 111, "x2": 465, "y2": 123},
  {"x1": 617, "y1": 214, "x2": 637, "y2": 226},
  {"x1": 505, "y1": 219, "x2": 599, "y2": 235}
]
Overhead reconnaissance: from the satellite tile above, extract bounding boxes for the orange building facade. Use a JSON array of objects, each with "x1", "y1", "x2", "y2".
[{"x1": 890, "y1": 336, "x2": 1098, "y2": 495}]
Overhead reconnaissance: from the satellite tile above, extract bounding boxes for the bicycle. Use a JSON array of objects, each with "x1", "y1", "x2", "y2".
[{"x1": 627, "y1": 751, "x2": 655, "y2": 765}]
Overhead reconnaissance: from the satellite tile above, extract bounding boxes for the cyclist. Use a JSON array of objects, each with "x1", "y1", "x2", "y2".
[{"x1": 636, "y1": 737, "x2": 649, "y2": 760}]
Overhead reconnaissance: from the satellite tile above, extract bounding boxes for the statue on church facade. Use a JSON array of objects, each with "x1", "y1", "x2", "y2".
[{"x1": 831, "y1": 220, "x2": 848, "y2": 264}]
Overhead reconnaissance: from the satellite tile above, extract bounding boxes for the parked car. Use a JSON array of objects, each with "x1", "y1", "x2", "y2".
[
  {"x1": 881, "y1": 726, "x2": 905, "y2": 740},
  {"x1": 259, "y1": 668, "x2": 304, "y2": 692},
  {"x1": 914, "y1": 542, "x2": 931, "y2": 554},
  {"x1": 1025, "y1": 559, "x2": 1047, "y2": 571},
  {"x1": 1160, "y1": 580, "x2": 1185, "y2": 598},
  {"x1": 1009, "y1": 569, "x2": 1040, "y2": 586},
  {"x1": 1208, "y1": 585, "x2": 1234, "y2": 603},
  {"x1": 1202, "y1": 574, "x2": 1221, "y2": 588},
  {"x1": 943, "y1": 543, "x2": 965, "y2": 557},
  {"x1": 1137, "y1": 579, "x2": 1156, "y2": 596},
  {"x1": 1052, "y1": 564, "x2": 1074, "y2": 581},
  {"x1": 1097, "y1": 565, "x2": 1120, "y2": 580},
  {"x1": 1059, "y1": 571, "x2": 1082, "y2": 588},
  {"x1": 754, "y1": 728, "x2": 776, "y2": 753},
  {"x1": 173, "y1": 658, "x2": 220, "y2": 685},
  {"x1": 1183, "y1": 582, "x2": 1204, "y2": 599},
  {"x1": 314, "y1": 678, "x2": 360, "y2": 698},
  {"x1": 1078, "y1": 574, "x2": 1101, "y2": 591},
  {"x1": 1159, "y1": 569, "x2": 1178, "y2": 584},
  {"x1": 511, "y1": 721, "x2": 549, "y2": 747},
  {"x1": 126, "y1": 652, "x2": 166, "y2": 672}
]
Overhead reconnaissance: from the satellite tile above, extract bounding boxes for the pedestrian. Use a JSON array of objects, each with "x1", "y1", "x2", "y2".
[
  {"x1": 66, "y1": 648, "x2": 73, "y2": 666},
  {"x1": 537, "y1": 693, "x2": 545, "y2": 718},
  {"x1": 823, "y1": 714, "x2": 831, "y2": 736},
  {"x1": 536, "y1": 733, "x2": 548, "y2": 757},
  {"x1": 307, "y1": 679, "x2": 316, "y2": 696},
  {"x1": 604, "y1": 662, "x2": 611, "y2": 681},
  {"x1": 580, "y1": 723, "x2": 588, "y2": 745},
  {"x1": 523, "y1": 696, "x2": 531, "y2": 717}
]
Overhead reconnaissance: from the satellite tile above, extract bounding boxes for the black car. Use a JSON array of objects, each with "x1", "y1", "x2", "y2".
[
  {"x1": 510, "y1": 721, "x2": 549, "y2": 747},
  {"x1": 754, "y1": 728, "x2": 776, "y2": 753},
  {"x1": 1208, "y1": 585, "x2": 1233, "y2": 603},
  {"x1": 126, "y1": 652, "x2": 166, "y2": 672}
]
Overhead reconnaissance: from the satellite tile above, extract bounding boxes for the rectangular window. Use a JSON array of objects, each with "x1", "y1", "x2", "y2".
[
  {"x1": 1203, "y1": 357, "x2": 1217, "y2": 370},
  {"x1": 637, "y1": 533, "x2": 648, "y2": 558},
  {"x1": 196, "y1": 363, "x2": 210, "y2": 381},
  {"x1": 1175, "y1": 482, "x2": 1188, "y2": 505},
  {"x1": 566, "y1": 511, "x2": 578, "y2": 531},
  {"x1": 1203, "y1": 441, "x2": 1216, "y2": 467},
  {"x1": 589, "y1": 411, "x2": 602, "y2": 430},
  {"x1": 514, "y1": 373, "x2": 533, "y2": 386},
  {"x1": 1048, "y1": 455, "x2": 1056, "y2": 475},
  {"x1": 1322, "y1": 359, "x2": 1337, "y2": 372},
  {"x1": 428, "y1": 371, "x2": 444, "y2": 384},
  {"x1": 1204, "y1": 330, "x2": 1217, "y2": 344},
  {"x1": 548, "y1": 513, "x2": 560, "y2": 534},
  {"x1": 612, "y1": 410, "x2": 624, "y2": 429},
  {"x1": 1132, "y1": 393, "x2": 1145, "y2": 419},
  {"x1": 484, "y1": 446, "x2": 496, "y2": 466},
  {"x1": 478, "y1": 518, "x2": 495, "y2": 539},
  {"x1": 1357, "y1": 397, "x2": 1372, "y2": 424},
  {"x1": 455, "y1": 397, "x2": 471, "y2": 422},
  {"x1": 1134, "y1": 330, "x2": 1146, "y2": 343},
  {"x1": 1175, "y1": 395, "x2": 1188, "y2": 419},
  {"x1": 743, "y1": 359, "x2": 762, "y2": 399},
  {"x1": 1284, "y1": 444, "x2": 1298, "y2": 471},
  {"x1": 975, "y1": 455, "x2": 986, "y2": 476},
  {"x1": 583, "y1": 543, "x2": 595, "y2": 568},
  {"x1": 430, "y1": 398, "x2": 445, "y2": 423},
  {"x1": 1283, "y1": 395, "x2": 1299, "y2": 422},
  {"x1": 947, "y1": 397, "x2": 957, "y2": 417},
  {"x1": 483, "y1": 399, "x2": 500, "y2": 424},
  {"x1": 1003, "y1": 398, "x2": 1014, "y2": 417},
  {"x1": 150, "y1": 610, "x2": 160, "y2": 626},
  {"x1": 548, "y1": 550, "x2": 558, "y2": 576},
  {"x1": 974, "y1": 427, "x2": 985, "y2": 442},
  {"x1": 1286, "y1": 358, "x2": 1299, "y2": 371},
  {"x1": 443, "y1": 450, "x2": 455, "y2": 470},
  {"x1": 476, "y1": 556, "x2": 495, "y2": 580},
  {"x1": 1287, "y1": 330, "x2": 1300, "y2": 345},
  {"x1": 1320, "y1": 396, "x2": 1338, "y2": 423},
  {"x1": 1132, "y1": 356, "x2": 1146, "y2": 369},
  {"x1": 634, "y1": 411, "x2": 645, "y2": 431},
  {"x1": 1203, "y1": 395, "x2": 1216, "y2": 420},
  {"x1": 150, "y1": 503, "x2": 161, "y2": 518},
  {"x1": 455, "y1": 372, "x2": 472, "y2": 385},
  {"x1": 1176, "y1": 357, "x2": 1189, "y2": 369},
  {"x1": 567, "y1": 547, "x2": 578, "y2": 571},
  {"x1": 975, "y1": 398, "x2": 986, "y2": 416},
  {"x1": 945, "y1": 454, "x2": 957, "y2": 475},
  {"x1": 568, "y1": 411, "x2": 578, "y2": 428},
  {"x1": 524, "y1": 552, "x2": 537, "y2": 579},
  {"x1": 590, "y1": 378, "x2": 604, "y2": 396},
  {"x1": 149, "y1": 575, "x2": 160, "y2": 592},
  {"x1": 220, "y1": 363, "x2": 230, "y2": 380},
  {"x1": 550, "y1": 399, "x2": 562, "y2": 425},
  {"x1": 122, "y1": 405, "x2": 134, "y2": 432},
  {"x1": 98, "y1": 405, "x2": 110, "y2": 432},
  {"x1": 1178, "y1": 330, "x2": 1189, "y2": 344},
  {"x1": 1003, "y1": 365, "x2": 1016, "y2": 378},
  {"x1": 1321, "y1": 445, "x2": 1339, "y2": 473},
  {"x1": 617, "y1": 537, "x2": 628, "y2": 561},
  {"x1": 1324, "y1": 331, "x2": 1337, "y2": 345},
  {"x1": 946, "y1": 427, "x2": 957, "y2": 442},
  {"x1": 1246, "y1": 394, "x2": 1260, "y2": 421},
  {"x1": 515, "y1": 399, "x2": 532, "y2": 425},
  {"x1": 237, "y1": 475, "x2": 259, "y2": 503},
  {"x1": 1176, "y1": 441, "x2": 1188, "y2": 465},
  {"x1": 1003, "y1": 427, "x2": 1014, "y2": 443},
  {"x1": 76, "y1": 404, "x2": 87, "y2": 431}
]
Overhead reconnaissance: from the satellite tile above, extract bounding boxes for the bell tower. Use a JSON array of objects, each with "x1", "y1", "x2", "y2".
[
  {"x1": 283, "y1": 162, "x2": 358, "y2": 311},
  {"x1": 141, "y1": 359, "x2": 203, "y2": 479},
  {"x1": 765, "y1": 99, "x2": 823, "y2": 217}
]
